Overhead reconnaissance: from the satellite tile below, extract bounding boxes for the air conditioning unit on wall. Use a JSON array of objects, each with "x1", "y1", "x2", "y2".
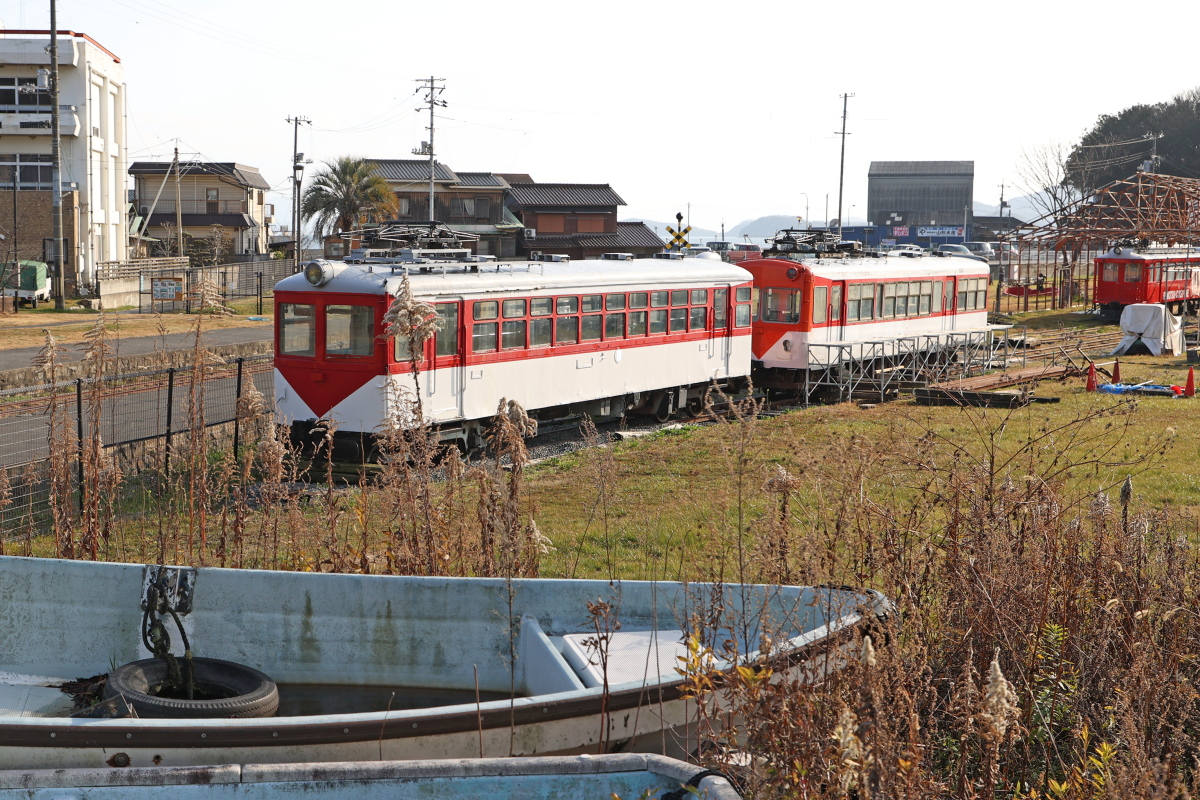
[{"x1": 524, "y1": 228, "x2": 536, "y2": 239}]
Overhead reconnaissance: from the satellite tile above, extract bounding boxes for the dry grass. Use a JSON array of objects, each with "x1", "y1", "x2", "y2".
[
  {"x1": 0, "y1": 307, "x2": 270, "y2": 350},
  {"x1": 13, "y1": 309, "x2": 1200, "y2": 795}
]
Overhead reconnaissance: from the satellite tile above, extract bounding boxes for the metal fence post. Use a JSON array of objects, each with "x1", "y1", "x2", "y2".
[
  {"x1": 185, "y1": 270, "x2": 192, "y2": 315},
  {"x1": 233, "y1": 357, "x2": 244, "y2": 462},
  {"x1": 75, "y1": 378, "x2": 84, "y2": 513},
  {"x1": 257, "y1": 272, "x2": 263, "y2": 316},
  {"x1": 164, "y1": 367, "x2": 175, "y2": 480}
]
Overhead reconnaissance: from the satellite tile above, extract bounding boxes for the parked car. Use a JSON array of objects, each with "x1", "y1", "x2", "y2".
[
  {"x1": 887, "y1": 243, "x2": 925, "y2": 256},
  {"x1": 963, "y1": 242, "x2": 996, "y2": 260},
  {"x1": 727, "y1": 242, "x2": 762, "y2": 262},
  {"x1": 993, "y1": 242, "x2": 1019, "y2": 262},
  {"x1": 936, "y1": 244, "x2": 988, "y2": 263}
]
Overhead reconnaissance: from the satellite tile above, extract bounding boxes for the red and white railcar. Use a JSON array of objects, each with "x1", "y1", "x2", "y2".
[
  {"x1": 273, "y1": 256, "x2": 753, "y2": 454},
  {"x1": 741, "y1": 253, "x2": 994, "y2": 379},
  {"x1": 1094, "y1": 245, "x2": 1200, "y2": 319}
]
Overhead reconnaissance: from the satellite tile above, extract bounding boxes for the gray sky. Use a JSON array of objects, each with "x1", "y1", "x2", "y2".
[{"x1": 3, "y1": 0, "x2": 1194, "y2": 233}]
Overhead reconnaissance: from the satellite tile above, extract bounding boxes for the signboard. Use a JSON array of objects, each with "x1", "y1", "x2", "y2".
[
  {"x1": 881, "y1": 239, "x2": 896, "y2": 248},
  {"x1": 892, "y1": 226, "x2": 909, "y2": 237},
  {"x1": 152, "y1": 277, "x2": 183, "y2": 301},
  {"x1": 917, "y1": 226, "x2": 964, "y2": 238}
]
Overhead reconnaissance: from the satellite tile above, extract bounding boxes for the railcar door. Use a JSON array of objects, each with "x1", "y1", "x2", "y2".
[
  {"x1": 427, "y1": 299, "x2": 464, "y2": 420},
  {"x1": 711, "y1": 286, "x2": 731, "y2": 374}
]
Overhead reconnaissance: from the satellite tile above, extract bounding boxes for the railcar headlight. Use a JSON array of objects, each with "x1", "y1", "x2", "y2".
[
  {"x1": 304, "y1": 261, "x2": 331, "y2": 287},
  {"x1": 786, "y1": 268, "x2": 798, "y2": 280}
]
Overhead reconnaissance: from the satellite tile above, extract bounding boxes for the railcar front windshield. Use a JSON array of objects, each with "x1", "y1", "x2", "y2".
[
  {"x1": 279, "y1": 303, "x2": 316, "y2": 356},
  {"x1": 325, "y1": 305, "x2": 375, "y2": 356},
  {"x1": 760, "y1": 288, "x2": 801, "y2": 323}
]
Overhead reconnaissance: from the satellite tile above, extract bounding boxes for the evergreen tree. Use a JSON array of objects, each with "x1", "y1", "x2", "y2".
[{"x1": 301, "y1": 157, "x2": 396, "y2": 240}]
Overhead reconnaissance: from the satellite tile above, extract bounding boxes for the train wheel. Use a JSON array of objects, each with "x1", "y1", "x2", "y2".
[{"x1": 653, "y1": 392, "x2": 673, "y2": 423}]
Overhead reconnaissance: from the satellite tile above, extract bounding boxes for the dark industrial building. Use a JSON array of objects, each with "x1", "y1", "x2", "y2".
[{"x1": 867, "y1": 161, "x2": 974, "y2": 247}]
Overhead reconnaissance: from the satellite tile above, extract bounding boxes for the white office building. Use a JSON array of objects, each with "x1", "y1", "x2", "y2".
[{"x1": 0, "y1": 29, "x2": 127, "y2": 287}]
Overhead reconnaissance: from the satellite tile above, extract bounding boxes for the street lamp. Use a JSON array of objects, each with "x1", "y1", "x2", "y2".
[{"x1": 797, "y1": 192, "x2": 809, "y2": 230}]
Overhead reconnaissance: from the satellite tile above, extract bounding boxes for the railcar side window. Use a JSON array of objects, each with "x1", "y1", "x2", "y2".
[
  {"x1": 735, "y1": 304, "x2": 751, "y2": 327},
  {"x1": 670, "y1": 308, "x2": 688, "y2": 332},
  {"x1": 472, "y1": 323, "x2": 498, "y2": 352},
  {"x1": 957, "y1": 281, "x2": 967, "y2": 311},
  {"x1": 605, "y1": 294, "x2": 626, "y2": 311},
  {"x1": 1102, "y1": 264, "x2": 1118, "y2": 282},
  {"x1": 1125, "y1": 264, "x2": 1142, "y2": 282},
  {"x1": 581, "y1": 314, "x2": 602, "y2": 341},
  {"x1": 502, "y1": 299, "x2": 526, "y2": 318},
  {"x1": 689, "y1": 306, "x2": 707, "y2": 330},
  {"x1": 670, "y1": 289, "x2": 688, "y2": 306},
  {"x1": 931, "y1": 282, "x2": 942, "y2": 313},
  {"x1": 556, "y1": 316, "x2": 578, "y2": 344},
  {"x1": 435, "y1": 303, "x2": 459, "y2": 357},
  {"x1": 650, "y1": 291, "x2": 669, "y2": 308},
  {"x1": 605, "y1": 313, "x2": 625, "y2": 338},
  {"x1": 882, "y1": 283, "x2": 897, "y2": 318},
  {"x1": 474, "y1": 301, "x2": 498, "y2": 320},
  {"x1": 973, "y1": 278, "x2": 987, "y2": 309},
  {"x1": 501, "y1": 320, "x2": 526, "y2": 350},
  {"x1": 691, "y1": 289, "x2": 707, "y2": 305},
  {"x1": 279, "y1": 303, "x2": 316, "y2": 356},
  {"x1": 919, "y1": 281, "x2": 932, "y2": 315},
  {"x1": 944, "y1": 280, "x2": 955, "y2": 311},
  {"x1": 649, "y1": 308, "x2": 668, "y2": 334},
  {"x1": 629, "y1": 310, "x2": 647, "y2": 335},
  {"x1": 629, "y1": 292, "x2": 648, "y2": 309},
  {"x1": 326, "y1": 305, "x2": 375, "y2": 356},
  {"x1": 530, "y1": 318, "x2": 552, "y2": 348},
  {"x1": 760, "y1": 288, "x2": 800, "y2": 323},
  {"x1": 813, "y1": 286, "x2": 827, "y2": 324},
  {"x1": 713, "y1": 288, "x2": 728, "y2": 328},
  {"x1": 582, "y1": 294, "x2": 603, "y2": 313},
  {"x1": 735, "y1": 286, "x2": 752, "y2": 303},
  {"x1": 861, "y1": 283, "x2": 875, "y2": 319},
  {"x1": 830, "y1": 286, "x2": 841, "y2": 322},
  {"x1": 557, "y1": 296, "x2": 578, "y2": 314}
]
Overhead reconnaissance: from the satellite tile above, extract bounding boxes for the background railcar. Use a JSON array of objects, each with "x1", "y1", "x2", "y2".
[
  {"x1": 274, "y1": 257, "x2": 754, "y2": 457},
  {"x1": 740, "y1": 254, "x2": 995, "y2": 391},
  {"x1": 1094, "y1": 245, "x2": 1200, "y2": 319}
]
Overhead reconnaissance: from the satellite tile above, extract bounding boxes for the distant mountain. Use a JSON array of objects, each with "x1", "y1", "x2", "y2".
[{"x1": 973, "y1": 193, "x2": 1046, "y2": 225}]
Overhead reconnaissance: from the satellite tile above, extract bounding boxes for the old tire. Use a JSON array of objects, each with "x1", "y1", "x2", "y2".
[{"x1": 103, "y1": 657, "x2": 279, "y2": 719}]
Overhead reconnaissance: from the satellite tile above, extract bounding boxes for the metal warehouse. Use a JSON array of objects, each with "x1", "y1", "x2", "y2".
[{"x1": 867, "y1": 161, "x2": 975, "y2": 244}]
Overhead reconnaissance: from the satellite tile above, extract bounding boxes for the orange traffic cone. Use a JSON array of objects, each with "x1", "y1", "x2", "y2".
[
  {"x1": 1112, "y1": 358, "x2": 1121, "y2": 384},
  {"x1": 1187, "y1": 366, "x2": 1196, "y2": 398},
  {"x1": 1086, "y1": 361, "x2": 1098, "y2": 392}
]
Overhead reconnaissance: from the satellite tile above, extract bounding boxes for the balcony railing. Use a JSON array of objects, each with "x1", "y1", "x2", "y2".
[{"x1": 136, "y1": 199, "x2": 249, "y2": 215}]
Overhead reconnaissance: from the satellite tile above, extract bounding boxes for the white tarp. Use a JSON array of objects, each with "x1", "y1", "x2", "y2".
[{"x1": 1112, "y1": 303, "x2": 1185, "y2": 356}]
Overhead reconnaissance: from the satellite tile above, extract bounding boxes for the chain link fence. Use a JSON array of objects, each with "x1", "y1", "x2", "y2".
[{"x1": 0, "y1": 356, "x2": 275, "y2": 538}]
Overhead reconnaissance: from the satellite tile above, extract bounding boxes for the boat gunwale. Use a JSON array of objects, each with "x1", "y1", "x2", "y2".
[{"x1": 0, "y1": 597, "x2": 885, "y2": 750}]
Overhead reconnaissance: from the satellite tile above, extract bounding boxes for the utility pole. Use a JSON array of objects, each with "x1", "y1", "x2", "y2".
[
  {"x1": 49, "y1": 4, "x2": 65, "y2": 309},
  {"x1": 413, "y1": 77, "x2": 446, "y2": 225},
  {"x1": 286, "y1": 116, "x2": 311, "y2": 261},
  {"x1": 173, "y1": 147, "x2": 183, "y2": 257},
  {"x1": 834, "y1": 92, "x2": 854, "y2": 243}
]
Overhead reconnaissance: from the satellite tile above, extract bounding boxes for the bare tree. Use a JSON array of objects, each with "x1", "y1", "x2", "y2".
[{"x1": 1015, "y1": 141, "x2": 1082, "y2": 224}]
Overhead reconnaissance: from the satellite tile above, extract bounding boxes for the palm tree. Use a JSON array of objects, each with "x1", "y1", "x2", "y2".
[{"x1": 301, "y1": 157, "x2": 395, "y2": 239}]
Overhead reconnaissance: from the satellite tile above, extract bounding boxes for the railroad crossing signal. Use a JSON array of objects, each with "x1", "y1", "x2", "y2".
[{"x1": 665, "y1": 224, "x2": 691, "y2": 251}]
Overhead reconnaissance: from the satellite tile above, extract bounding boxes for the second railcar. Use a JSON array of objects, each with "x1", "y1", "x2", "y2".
[{"x1": 740, "y1": 254, "x2": 995, "y2": 387}]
